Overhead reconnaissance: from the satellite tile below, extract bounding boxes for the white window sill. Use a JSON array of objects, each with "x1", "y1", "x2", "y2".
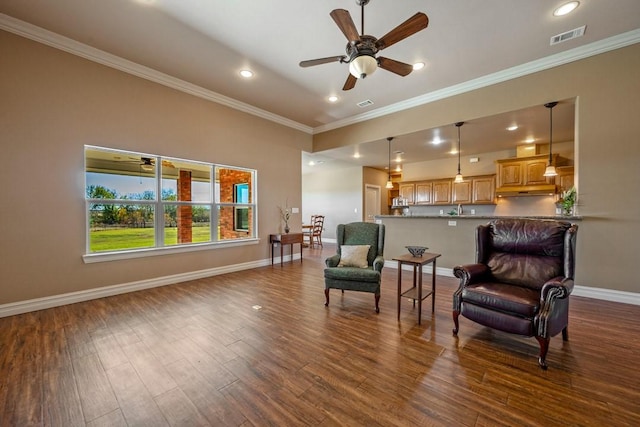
[{"x1": 82, "y1": 238, "x2": 260, "y2": 263}]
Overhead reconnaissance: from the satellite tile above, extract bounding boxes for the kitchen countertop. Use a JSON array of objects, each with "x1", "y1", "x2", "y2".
[{"x1": 376, "y1": 214, "x2": 582, "y2": 220}]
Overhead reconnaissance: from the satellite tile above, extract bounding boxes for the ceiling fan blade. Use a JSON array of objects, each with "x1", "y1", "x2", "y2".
[
  {"x1": 342, "y1": 74, "x2": 357, "y2": 91},
  {"x1": 330, "y1": 9, "x2": 360, "y2": 43},
  {"x1": 378, "y1": 57, "x2": 413, "y2": 76},
  {"x1": 375, "y1": 12, "x2": 429, "y2": 50},
  {"x1": 299, "y1": 56, "x2": 346, "y2": 68}
]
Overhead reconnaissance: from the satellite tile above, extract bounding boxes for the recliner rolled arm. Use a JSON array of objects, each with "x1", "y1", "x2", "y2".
[
  {"x1": 541, "y1": 277, "x2": 574, "y2": 300},
  {"x1": 453, "y1": 263, "x2": 490, "y2": 286}
]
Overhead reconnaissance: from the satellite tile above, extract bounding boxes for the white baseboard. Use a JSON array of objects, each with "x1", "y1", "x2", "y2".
[
  {"x1": 384, "y1": 261, "x2": 640, "y2": 306},
  {"x1": 0, "y1": 254, "x2": 300, "y2": 318},
  {"x1": 1, "y1": 253, "x2": 637, "y2": 318}
]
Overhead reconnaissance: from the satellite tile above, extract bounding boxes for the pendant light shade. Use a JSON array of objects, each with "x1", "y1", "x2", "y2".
[
  {"x1": 386, "y1": 137, "x2": 394, "y2": 189},
  {"x1": 543, "y1": 101, "x2": 558, "y2": 177},
  {"x1": 454, "y1": 122, "x2": 464, "y2": 183}
]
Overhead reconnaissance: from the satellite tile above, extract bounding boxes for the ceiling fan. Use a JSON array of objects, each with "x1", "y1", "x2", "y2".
[{"x1": 299, "y1": 0, "x2": 428, "y2": 91}]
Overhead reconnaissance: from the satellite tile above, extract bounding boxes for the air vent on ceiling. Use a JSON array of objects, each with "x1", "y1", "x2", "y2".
[
  {"x1": 356, "y1": 99, "x2": 374, "y2": 108},
  {"x1": 550, "y1": 25, "x2": 586, "y2": 46}
]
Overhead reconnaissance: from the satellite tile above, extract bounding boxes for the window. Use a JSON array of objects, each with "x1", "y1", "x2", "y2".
[
  {"x1": 234, "y1": 183, "x2": 249, "y2": 231},
  {"x1": 85, "y1": 146, "x2": 257, "y2": 256}
]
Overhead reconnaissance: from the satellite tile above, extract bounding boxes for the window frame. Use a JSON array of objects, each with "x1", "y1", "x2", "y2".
[{"x1": 83, "y1": 145, "x2": 259, "y2": 263}]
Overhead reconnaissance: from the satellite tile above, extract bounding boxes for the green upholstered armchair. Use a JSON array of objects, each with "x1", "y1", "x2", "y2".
[{"x1": 324, "y1": 222, "x2": 385, "y2": 313}]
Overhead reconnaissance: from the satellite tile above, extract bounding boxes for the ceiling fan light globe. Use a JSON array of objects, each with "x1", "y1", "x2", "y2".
[{"x1": 349, "y1": 55, "x2": 377, "y2": 79}]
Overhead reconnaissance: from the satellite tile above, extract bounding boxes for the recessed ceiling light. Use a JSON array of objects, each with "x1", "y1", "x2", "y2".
[
  {"x1": 524, "y1": 137, "x2": 536, "y2": 143},
  {"x1": 239, "y1": 69, "x2": 254, "y2": 78},
  {"x1": 328, "y1": 95, "x2": 339, "y2": 103},
  {"x1": 413, "y1": 62, "x2": 425, "y2": 71},
  {"x1": 395, "y1": 165, "x2": 402, "y2": 172},
  {"x1": 554, "y1": 1, "x2": 579, "y2": 16},
  {"x1": 431, "y1": 137, "x2": 442, "y2": 145},
  {"x1": 308, "y1": 161, "x2": 315, "y2": 166},
  {"x1": 507, "y1": 125, "x2": 518, "y2": 131},
  {"x1": 353, "y1": 153, "x2": 361, "y2": 159}
]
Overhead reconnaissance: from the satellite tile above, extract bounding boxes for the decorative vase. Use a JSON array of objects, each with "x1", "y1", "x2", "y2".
[{"x1": 562, "y1": 205, "x2": 574, "y2": 216}]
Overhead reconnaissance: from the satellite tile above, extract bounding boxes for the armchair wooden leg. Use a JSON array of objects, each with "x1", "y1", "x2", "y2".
[
  {"x1": 535, "y1": 336, "x2": 550, "y2": 370},
  {"x1": 324, "y1": 289, "x2": 329, "y2": 307},
  {"x1": 562, "y1": 327, "x2": 569, "y2": 341},
  {"x1": 374, "y1": 293, "x2": 380, "y2": 313},
  {"x1": 452, "y1": 310, "x2": 460, "y2": 335}
]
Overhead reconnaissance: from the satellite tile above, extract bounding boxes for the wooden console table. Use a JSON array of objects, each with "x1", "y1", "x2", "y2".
[
  {"x1": 270, "y1": 233, "x2": 303, "y2": 266},
  {"x1": 393, "y1": 252, "x2": 441, "y2": 325}
]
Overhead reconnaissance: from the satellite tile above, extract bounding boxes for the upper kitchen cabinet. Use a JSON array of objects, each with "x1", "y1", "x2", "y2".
[
  {"x1": 453, "y1": 175, "x2": 496, "y2": 204},
  {"x1": 432, "y1": 179, "x2": 452, "y2": 205},
  {"x1": 398, "y1": 183, "x2": 415, "y2": 205},
  {"x1": 556, "y1": 166, "x2": 575, "y2": 193},
  {"x1": 496, "y1": 154, "x2": 558, "y2": 196}
]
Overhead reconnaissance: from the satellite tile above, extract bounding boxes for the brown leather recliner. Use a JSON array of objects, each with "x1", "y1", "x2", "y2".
[{"x1": 452, "y1": 218, "x2": 578, "y2": 369}]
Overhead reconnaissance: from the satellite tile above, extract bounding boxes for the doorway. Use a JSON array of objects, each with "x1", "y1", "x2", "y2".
[{"x1": 364, "y1": 184, "x2": 381, "y2": 223}]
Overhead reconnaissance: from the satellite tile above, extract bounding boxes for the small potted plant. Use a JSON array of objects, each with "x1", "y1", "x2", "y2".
[
  {"x1": 279, "y1": 203, "x2": 291, "y2": 233},
  {"x1": 558, "y1": 187, "x2": 577, "y2": 216}
]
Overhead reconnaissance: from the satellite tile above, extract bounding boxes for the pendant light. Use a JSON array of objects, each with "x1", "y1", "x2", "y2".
[
  {"x1": 454, "y1": 122, "x2": 464, "y2": 183},
  {"x1": 543, "y1": 101, "x2": 559, "y2": 177},
  {"x1": 386, "y1": 137, "x2": 394, "y2": 189}
]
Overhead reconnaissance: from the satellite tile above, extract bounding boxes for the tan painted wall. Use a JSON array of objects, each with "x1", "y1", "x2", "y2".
[
  {"x1": 0, "y1": 31, "x2": 311, "y2": 304},
  {"x1": 301, "y1": 166, "x2": 363, "y2": 239},
  {"x1": 313, "y1": 43, "x2": 640, "y2": 294}
]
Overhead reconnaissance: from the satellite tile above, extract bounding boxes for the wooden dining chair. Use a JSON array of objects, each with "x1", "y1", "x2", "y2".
[{"x1": 305, "y1": 215, "x2": 325, "y2": 248}]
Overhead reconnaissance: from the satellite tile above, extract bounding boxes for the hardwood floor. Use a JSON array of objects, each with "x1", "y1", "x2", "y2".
[{"x1": 1, "y1": 245, "x2": 639, "y2": 426}]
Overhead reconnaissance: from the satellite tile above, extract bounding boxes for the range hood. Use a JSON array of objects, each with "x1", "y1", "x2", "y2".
[{"x1": 495, "y1": 184, "x2": 557, "y2": 197}]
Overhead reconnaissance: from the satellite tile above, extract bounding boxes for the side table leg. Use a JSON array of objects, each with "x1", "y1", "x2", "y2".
[
  {"x1": 397, "y1": 261, "x2": 402, "y2": 320},
  {"x1": 412, "y1": 265, "x2": 417, "y2": 308},
  {"x1": 432, "y1": 259, "x2": 436, "y2": 312},
  {"x1": 418, "y1": 264, "x2": 423, "y2": 325}
]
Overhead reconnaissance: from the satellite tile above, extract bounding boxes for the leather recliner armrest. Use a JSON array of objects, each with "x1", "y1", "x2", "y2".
[
  {"x1": 453, "y1": 263, "x2": 489, "y2": 286},
  {"x1": 541, "y1": 277, "x2": 574, "y2": 300}
]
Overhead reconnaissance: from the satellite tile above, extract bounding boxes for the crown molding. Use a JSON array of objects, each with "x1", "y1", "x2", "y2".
[
  {"x1": 313, "y1": 28, "x2": 640, "y2": 134},
  {"x1": 0, "y1": 13, "x2": 313, "y2": 134}
]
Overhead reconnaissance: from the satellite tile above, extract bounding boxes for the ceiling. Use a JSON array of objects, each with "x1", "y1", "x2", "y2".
[{"x1": 1, "y1": 0, "x2": 639, "y2": 172}]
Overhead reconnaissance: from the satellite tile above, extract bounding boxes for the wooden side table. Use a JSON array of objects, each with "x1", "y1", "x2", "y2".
[
  {"x1": 393, "y1": 252, "x2": 441, "y2": 325},
  {"x1": 270, "y1": 233, "x2": 303, "y2": 266}
]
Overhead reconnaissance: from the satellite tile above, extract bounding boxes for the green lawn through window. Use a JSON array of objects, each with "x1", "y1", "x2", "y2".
[{"x1": 90, "y1": 226, "x2": 212, "y2": 252}]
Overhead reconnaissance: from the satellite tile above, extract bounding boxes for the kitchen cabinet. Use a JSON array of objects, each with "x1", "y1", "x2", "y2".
[
  {"x1": 452, "y1": 180, "x2": 472, "y2": 204},
  {"x1": 453, "y1": 175, "x2": 496, "y2": 204},
  {"x1": 496, "y1": 154, "x2": 557, "y2": 196},
  {"x1": 432, "y1": 180, "x2": 452, "y2": 205},
  {"x1": 398, "y1": 183, "x2": 415, "y2": 205},
  {"x1": 397, "y1": 175, "x2": 496, "y2": 206},
  {"x1": 472, "y1": 175, "x2": 496, "y2": 204},
  {"x1": 414, "y1": 181, "x2": 433, "y2": 204},
  {"x1": 556, "y1": 166, "x2": 574, "y2": 194}
]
